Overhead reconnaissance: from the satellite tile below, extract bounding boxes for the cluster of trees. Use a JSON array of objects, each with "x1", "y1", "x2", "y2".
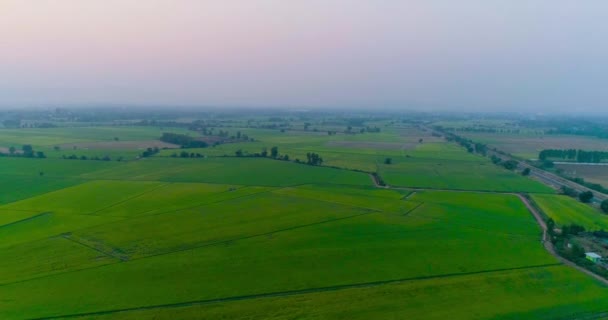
[
  {"x1": 170, "y1": 151, "x2": 204, "y2": 158},
  {"x1": 440, "y1": 130, "x2": 478, "y2": 154},
  {"x1": 305, "y1": 152, "x2": 323, "y2": 166},
  {"x1": 492, "y1": 154, "x2": 520, "y2": 171},
  {"x1": 0, "y1": 145, "x2": 45, "y2": 158},
  {"x1": 539, "y1": 149, "x2": 608, "y2": 163},
  {"x1": 545, "y1": 123, "x2": 608, "y2": 139},
  {"x1": 140, "y1": 147, "x2": 160, "y2": 158},
  {"x1": 62, "y1": 154, "x2": 118, "y2": 161},
  {"x1": 560, "y1": 186, "x2": 595, "y2": 203},
  {"x1": 234, "y1": 146, "x2": 290, "y2": 161},
  {"x1": 160, "y1": 133, "x2": 208, "y2": 148},
  {"x1": 547, "y1": 219, "x2": 608, "y2": 278},
  {"x1": 439, "y1": 126, "x2": 523, "y2": 134},
  {"x1": 502, "y1": 159, "x2": 519, "y2": 170},
  {"x1": 557, "y1": 175, "x2": 608, "y2": 197}
]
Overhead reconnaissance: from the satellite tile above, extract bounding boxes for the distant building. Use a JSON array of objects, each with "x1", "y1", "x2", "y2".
[{"x1": 585, "y1": 252, "x2": 602, "y2": 263}]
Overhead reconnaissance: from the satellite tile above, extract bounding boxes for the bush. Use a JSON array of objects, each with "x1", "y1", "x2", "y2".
[
  {"x1": 601, "y1": 200, "x2": 608, "y2": 214},
  {"x1": 579, "y1": 191, "x2": 594, "y2": 203}
]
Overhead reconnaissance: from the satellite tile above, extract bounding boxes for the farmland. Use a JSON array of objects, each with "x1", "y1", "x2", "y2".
[
  {"x1": 459, "y1": 132, "x2": 608, "y2": 160},
  {"x1": 531, "y1": 194, "x2": 608, "y2": 230},
  {"x1": 0, "y1": 112, "x2": 608, "y2": 319},
  {"x1": 556, "y1": 163, "x2": 608, "y2": 186}
]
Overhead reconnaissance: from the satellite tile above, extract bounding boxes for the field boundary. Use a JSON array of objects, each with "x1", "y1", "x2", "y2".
[
  {"x1": 0, "y1": 212, "x2": 51, "y2": 230},
  {"x1": 61, "y1": 233, "x2": 128, "y2": 262}
]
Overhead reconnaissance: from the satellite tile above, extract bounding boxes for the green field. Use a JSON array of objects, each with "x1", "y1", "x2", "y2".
[
  {"x1": 0, "y1": 188, "x2": 565, "y2": 319},
  {"x1": 380, "y1": 158, "x2": 554, "y2": 193},
  {"x1": 0, "y1": 121, "x2": 606, "y2": 319},
  {"x1": 531, "y1": 194, "x2": 608, "y2": 230}
]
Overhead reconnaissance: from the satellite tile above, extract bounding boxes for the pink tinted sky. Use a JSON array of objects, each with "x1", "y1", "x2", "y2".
[{"x1": 1, "y1": 0, "x2": 607, "y2": 111}]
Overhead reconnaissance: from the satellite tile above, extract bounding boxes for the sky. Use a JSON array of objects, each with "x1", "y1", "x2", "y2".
[{"x1": 0, "y1": 0, "x2": 607, "y2": 112}]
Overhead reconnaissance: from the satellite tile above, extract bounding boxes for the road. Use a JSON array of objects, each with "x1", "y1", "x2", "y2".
[{"x1": 485, "y1": 151, "x2": 608, "y2": 203}]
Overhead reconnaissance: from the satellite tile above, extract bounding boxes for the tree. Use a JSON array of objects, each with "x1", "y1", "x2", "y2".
[
  {"x1": 261, "y1": 147, "x2": 268, "y2": 157},
  {"x1": 270, "y1": 146, "x2": 278, "y2": 159},
  {"x1": 502, "y1": 160, "x2": 519, "y2": 170},
  {"x1": 491, "y1": 155, "x2": 502, "y2": 164},
  {"x1": 36, "y1": 151, "x2": 46, "y2": 158},
  {"x1": 546, "y1": 218, "x2": 555, "y2": 236},
  {"x1": 522, "y1": 168, "x2": 531, "y2": 176},
  {"x1": 22, "y1": 145, "x2": 34, "y2": 157},
  {"x1": 601, "y1": 200, "x2": 608, "y2": 214},
  {"x1": 306, "y1": 152, "x2": 323, "y2": 166},
  {"x1": 384, "y1": 158, "x2": 392, "y2": 165},
  {"x1": 53, "y1": 146, "x2": 60, "y2": 151},
  {"x1": 561, "y1": 186, "x2": 579, "y2": 198},
  {"x1": 235, "y1": 149, "x2": 243, "y2": 157},
  {"x1": 419, "y1": 138, "x2": 423, "y2": 143},
  {"x1": 579, "y1": 191, "x2": 594, "y2": 203}
]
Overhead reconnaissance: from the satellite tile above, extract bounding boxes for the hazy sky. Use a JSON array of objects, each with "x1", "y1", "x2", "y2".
[{"x1": 1, "y1": 1, "x2": 607, "y2": 111}]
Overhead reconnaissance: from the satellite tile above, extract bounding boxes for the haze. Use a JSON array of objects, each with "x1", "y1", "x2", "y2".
[{"x1": 1, "y1": 0, "x2": 607, "y2": 111}]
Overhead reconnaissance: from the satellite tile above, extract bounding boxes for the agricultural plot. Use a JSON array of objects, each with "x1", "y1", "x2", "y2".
[
  {"x1": 380, "y1": 158, "x2": 553, "y2": 193},
  {"x1": 0, "y1": 126, "x2": 190, "y2": 148},
  {"x1": 80, "y1": 266, "x2": 608, "y2": 320},
  {"x1": 69, "y1": 192, "x2": 378, "y2": 259},
  {"x1": 0, "y1": 157, "x2": 121, "y2": 177},
  {"x1": 556, "y1": 163, "x2": 608, "y2": 187},
  {"x1": 80, "y1": 157, "x2": 372, "y2": 187},
  {"x1": 531, "y1": 194, "x2": 608, "y2": 230},
  {"x1": 462, "y1": 133, "x2": 608, "y2": 160},
  {"x1": 0, "y1": 190, "x2": 563, "y2": 319},
  {"x1": 2, "y1": 180, "x2": 167, "y2": 214},
  {"x1": 0, "y1": 175, "x2": 83, "y2": 205}
]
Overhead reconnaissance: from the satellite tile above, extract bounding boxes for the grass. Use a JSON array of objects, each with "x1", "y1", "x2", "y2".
[
  {"x1": 531, "y1": 194, "x2": 608, "y2": 230},
  {"x1": 81, "y1": 157, "x2": 373, "y2": 187},
  {"x1": 77, "y1": 266, "x2": 608, "y2": 320},
  {"x1": 380, "y1": 158, "x2": 554, "y2": 193},
  {"x1": 0, "y1": 126, "x2": 190, "y2": 148},
  {"x1": 2, "y1": 180, "x2": 167, "y2": 214},
  {"x1": 0, "y1": 190, "x2": 559, "y2": 319},
  {"x1": 0, "y1": 175, "x2": 83, "y2": 205}
]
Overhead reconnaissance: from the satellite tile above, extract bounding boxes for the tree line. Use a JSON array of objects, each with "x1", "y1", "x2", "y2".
[
  {"x1": 160, "y1": 133, "x2": 208, "y2": 148},
  {"x1": 539, "y1": 149, "x2": 608, "y2": 163},
  {"x1": 0, "y1": 145, "x2": 45, "y2": 158}
]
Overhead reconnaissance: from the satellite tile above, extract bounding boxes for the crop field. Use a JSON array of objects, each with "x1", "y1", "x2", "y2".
[
  {"x1": 556, "y1": 163, "x2": 608, "y2": 186},
  {"x1": 0, "y1": 187, "x2": 570, "y2": 319},
  {"x1": 461, "y1": 133, "x2": 608, "y2": 160},
  {"x1": 380, "y1": 157, "x2": 554, "y2": 192},
  {"x1": 80, "y1": 157, "x2": 373, "y2": 186},
  {"x1": 531, "y1": 194, "x2": 608, "y2": 230},
  {"x1": 1, "y1": 120, "x2": 607, "y2": 319}
]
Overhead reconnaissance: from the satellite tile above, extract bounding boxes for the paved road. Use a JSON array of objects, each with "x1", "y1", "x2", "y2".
[{"x1": 487, "y1": 151, "x2": 608, "y2": 203}]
